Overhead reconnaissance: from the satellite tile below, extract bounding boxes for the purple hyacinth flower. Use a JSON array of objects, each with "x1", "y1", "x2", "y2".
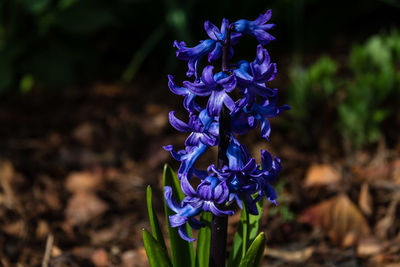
[
  {"x1": 234, "y1": 45, "x2": 277, "y2": 107},
  {"x1": 169, "y1": 109, "x2": 219, "y2": 147},
  {"x1": 165, "y1": 175, "x2": 233, "y2": 242},
  {"x1": 204, "y1": 18, "x2": 242, "y2": 62},
  {"x1": 240, "y1": 88, "x2": 290, "y2": 139},
  {"x1": 183, "y1": 66, "x2": 237, "y2": 116},
  {"x1": 174, "y1": 39, "x2": 217, "y2": 79},
  {"x1": 164, "y1": 186, "x2": 204, "y2": 242},
  {"x1": 168, "y1": 75, "x2": 201, "y2": 113},
  {"x1": 163, "y1": 143, "x2": 208, "y2": 194},
  {"x1": 253, "y1": 150, "x2": 282, "y2": 205},
  {"x1": 209, "y1": 138, "x2": 260, "y2": 214},
  {"x1": 233, "y1": 10, "x2": 276, "y2": 45}
]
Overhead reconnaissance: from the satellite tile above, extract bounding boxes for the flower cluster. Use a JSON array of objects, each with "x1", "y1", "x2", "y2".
[{"x1": 164, "y1": 10, "x2": 289, "y2": 241}]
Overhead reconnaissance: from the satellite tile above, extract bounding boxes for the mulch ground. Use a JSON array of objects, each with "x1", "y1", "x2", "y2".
[{"x1": 0, "y1": 82, "x2": 399, "y2": 266}]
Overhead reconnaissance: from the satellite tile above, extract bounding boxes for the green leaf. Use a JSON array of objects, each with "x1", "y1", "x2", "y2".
[
  {"x1": 195, "y1": 212, "x2": 211, "y2": 267},
  {"x1": 143, "y1": 229, "x2": 172, "y2": 267},
  {"x1": 238, "y1": 232, "x2": 266, "y2": 267},
  {"x1": 163, "y1": 164, "x2": 194, "y2": 267},
  {"x1": 228, "y1": 199, "x2": 263, "y2": 267},
  {"x1": 20, "y1": 74, "x2": 34, "y2": 93},
  {"x1": 146, "y1": 186, "x2": 167, "y2": 251},
  {"x1": 249, "y1": 200, "x2": 263, "y2": 243}
]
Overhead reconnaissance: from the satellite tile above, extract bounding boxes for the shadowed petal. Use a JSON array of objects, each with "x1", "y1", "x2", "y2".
[{"x1": 169, "y1": 111, "x2": 191, "y2": 132}]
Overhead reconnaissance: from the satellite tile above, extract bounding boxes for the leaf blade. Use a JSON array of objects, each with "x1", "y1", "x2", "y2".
[
  {"x1": 195, "y1": 212, "x2": 212, "y2": 267},
  {"x1": 146, "y1": 185, "x2": 167, "y2": 251},
  {"x1": 228, "y1": 199, "x2": 263, "y2": 267},
  {"x1": 238, "y1": 232, "x2": 266, "y2": 267},
  {"x1": 143, "y1": 229, "x2": 172, "y2": 267}
]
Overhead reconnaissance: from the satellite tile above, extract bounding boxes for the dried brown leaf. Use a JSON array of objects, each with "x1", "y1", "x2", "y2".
[
  {"x1": 357, "y1": 237, "x2": 383, "y2": 257},
  {"x1": 121, "y1": 248, "x2": 149, "y2": 267},
  {"x1": 304, "y1": 164, "x2": 341, "y2": 187},
  {"x1": 299, "y1": 194, "x2": 370, "y2": 246},
  {"x1": 375, "y1": 194, "x2": 400, "y2": 240},
  {"x1": 65, "y1": 192, "x2": 108, "y2": 226},
  {"x1": 359, "y1": 183, "x2": 373, "y2": 216},
  {"x1": 265, "y1": 247, "x2": 313, "y2": 263},
  {"x1": 91, "y1": 249, "x2": 109, "y2": 267},
  {"x1": 65, "y1": 171, "x2": 103, "y2": 193}
]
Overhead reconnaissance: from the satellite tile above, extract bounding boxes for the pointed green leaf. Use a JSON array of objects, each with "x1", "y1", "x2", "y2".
[
  {"x1": 163, "y1": 164, "x2": 194, "y2": 267},
  {"x1": 238, "y1": 232, "x2": 266, "y2": 267},
  {"x1": 143, "y1": 229, "x2": 172, "y2": 267},
  {"x1": 195, "y1": 212, "x2": 212, "y2": 267},
  {"x1": 249, "y1": 199, "x2": 263, "y2": 243},
  {"x1": 146, "y1": 185, "x2": 167, "y2": 251},
  {"x1": 228, "y1": 199, "x2": 263, "y2": 267},
  {"x1": 228, "y1": 200, "x2": 248, "y2": 267}
]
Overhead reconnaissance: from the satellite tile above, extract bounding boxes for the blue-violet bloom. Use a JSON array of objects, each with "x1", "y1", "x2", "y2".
[
  {"x1": 183, "y1": 65, "x2": 236, "y2": 116},
  {"x1": 233, "y1": 10, "x2": 276, "y2": 45},
  {"x1": 165, "y1": 175, "x2": 233, "y2": 242}
]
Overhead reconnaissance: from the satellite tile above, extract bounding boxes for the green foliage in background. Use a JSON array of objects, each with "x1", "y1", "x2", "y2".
[
  {"x1": 288, "y1": 56, "x2": 338, "y2": 136},
  {"x1": 288, "y1": 30, "x2": 400, "y2": 149},
  {"x1": 339, "y1": 30, "x2": 400, "y2": 148}
]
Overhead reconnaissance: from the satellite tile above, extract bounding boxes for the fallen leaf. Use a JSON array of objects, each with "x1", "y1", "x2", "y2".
[
  {"x1": 1, "y1": 221, "x2": 24, "y2": 236},
  {"x1": 357, "y1": 237, "x2": 383, "y2": 257},
  {"x1": 65, "y1": 171, "x2": 103, "y2": 193},
  {"x1": 43, "y1": 189, "x2": 62, "y2": 211},
  {"x1": 375, "y1": 194, "x2": 400, "y2": 240},
  {"x1": 392, "y1": 158, "x2": 400, "y2": 185},
  {"x1": 358, "y1": 183, "x2": 373, "y2": 216},
  {"x1": 121, "y1": 248, "x2": 148, "y2": 267},
  {"x1": 65, "y1": 192, "x2": 108, "y2": 226},
  {"x1": 299, "y1": 194, "x2": 370, "y2": 246},
  {"x1": 304, "y1": 164, "x2": 341, "y2": 187},
  {"x1": 0, "y1": 161, "x2": 16, "y2": 208},
  {"x1": 92, "y1": 249, "x2": 109, "y2": 267},
  {"x1": 265, "y1": 247, "x2": 313, "y2": 263},
  {"x1": 35, "y1": 220, "x2": 50, "y2": 239}
]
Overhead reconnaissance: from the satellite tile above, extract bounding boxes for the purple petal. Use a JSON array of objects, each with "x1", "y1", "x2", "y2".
[
  {"x1": 169, "y1": 214, "x2": 187, "y2": 227},
  {"x1": 164, "y1": 186, "x2": 180, "y2": 214},
  {"x1": 209, "y1": 203, "x2": 234, "y2": 216},
  {"x1": 254, "y1": 10, "x2": 272, "y2": 25},
  {"x1": 264, "y1": 183, "x2": 278, "y2": 205},
  {"x1": 218, "y1": 74, "x2": 237, "y2": 93},
  {"x1": 223, "y1": 94, "x2": 236, "y2": 113},
  {"x1": 163, "y1": 145, "x2": 186, "y2": 161},
  {"x1": 206, "y1": 90, "x2": 225, "y2": 116},
  {"x1": 208, "y1": 42, "x2": 223, "y2": 62},
  {"x1": 260, "y1": 118, "x2": 271, "y2": 139},
  {"x1": 253, "y1": 29, "x2": 276, "y2": 45},
  {"x1": 180, "y1": 174, "x2": 196, "y2": 196},
  {"x1": 178, "y1": 225, "x2": 196, "y2": 242},
  {"x1": 204, "y1": 21, "x2": 221, "y2": 40},
  {"x1": 230, "y1": 32, "x2": 242, "y2": 45},
  {"x1": 202, "y1": 65, "x2": 218, "y2": 88},
  {"x1": 168, "y1": 75, "x2": 187, "y2": 95},
  {"x1": 261, "y1": 150, "x2": 273, "y2": 170},
  {"x1": 183, "y1": 81, "x2": 211, "y2": 96},
  {"x1": 169, "y1": 111, "x2": 191, "y2": 132}
]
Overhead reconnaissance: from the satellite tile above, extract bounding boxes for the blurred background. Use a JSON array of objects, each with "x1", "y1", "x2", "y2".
[{"x1": 0, "y1": 0, "x2": 399, "y2": 266}]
